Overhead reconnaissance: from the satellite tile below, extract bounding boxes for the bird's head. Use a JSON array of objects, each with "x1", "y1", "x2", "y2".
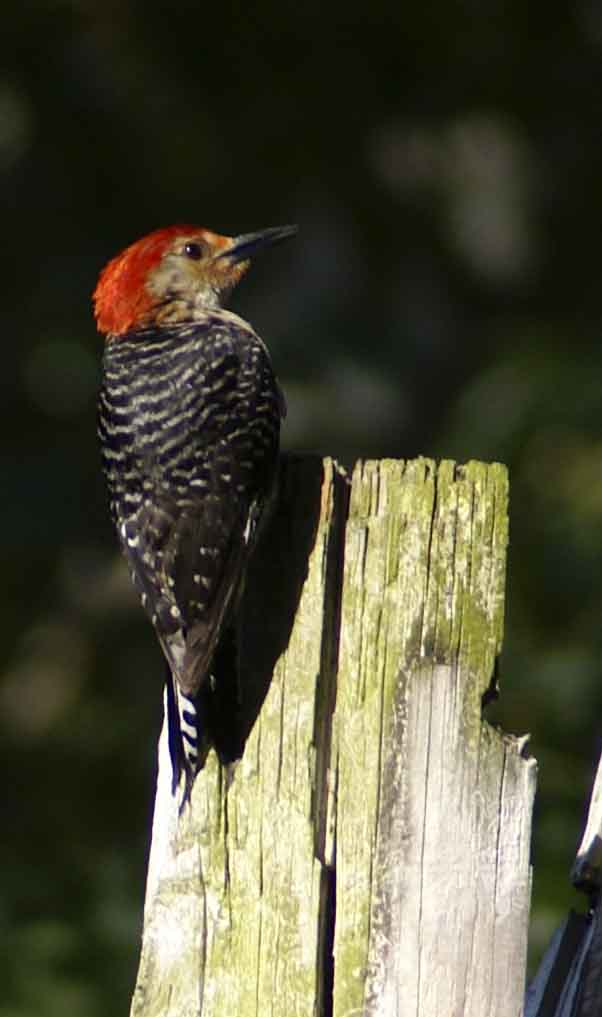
[{"x1": 93, "y1": 223, "x2": 297, "y2": 338}]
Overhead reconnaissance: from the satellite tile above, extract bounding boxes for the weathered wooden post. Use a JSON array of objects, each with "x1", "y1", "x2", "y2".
[{"x1": 129, "y1": 455, "x2": 536, "y2": 1017}]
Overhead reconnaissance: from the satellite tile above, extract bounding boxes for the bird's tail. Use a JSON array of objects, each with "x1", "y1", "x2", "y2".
[
  {"x1": 165, "y1": 669, "x2": 200, "y2": 803},
  {"x1": 164, "y1": 623, "x2": 243, "y2": 805}
]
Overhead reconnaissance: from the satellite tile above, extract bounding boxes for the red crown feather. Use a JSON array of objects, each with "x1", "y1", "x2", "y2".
[{"x1": 93, "y1": 225, "x2": 198, "y2": 336}]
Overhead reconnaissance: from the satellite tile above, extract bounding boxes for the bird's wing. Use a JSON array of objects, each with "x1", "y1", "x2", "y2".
[
  {"x1": 160, "y1": 489, "x2": 256, "y2": 696},
  {"x1": 120, "y1": 481, "x2": 264, "y2": 695},
  {"x1": 116, "y1": 320, "x2": 280, "y2": 694}
]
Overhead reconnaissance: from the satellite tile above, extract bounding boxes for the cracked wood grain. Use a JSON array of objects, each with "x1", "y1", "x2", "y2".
[{"x1": 130, "y1": 456, "x2": 535, "y2": 1017}]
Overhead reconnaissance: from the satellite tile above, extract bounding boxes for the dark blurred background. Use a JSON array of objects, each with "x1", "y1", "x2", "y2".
[{"x1": 3, "y1": 1, "x2": 602, "y2": 1013}]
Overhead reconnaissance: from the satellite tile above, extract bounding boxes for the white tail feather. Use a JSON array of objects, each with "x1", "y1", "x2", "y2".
[{"x1": 175, "y1": 684, "x2": 199, "y2": 773}]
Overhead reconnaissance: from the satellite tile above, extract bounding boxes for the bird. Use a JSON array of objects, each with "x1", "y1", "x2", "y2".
[{"x1": 94, "y1": 222, "x2": 297, "y2": 800}]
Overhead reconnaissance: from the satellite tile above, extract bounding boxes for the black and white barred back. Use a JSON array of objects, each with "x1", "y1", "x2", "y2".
[{"x1": 98, "y1": 312, "x2": 284, "y2": 791}]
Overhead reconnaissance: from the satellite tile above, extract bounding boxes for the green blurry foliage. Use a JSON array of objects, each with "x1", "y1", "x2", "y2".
[{"x1": 2, "y1": 0, "x2": 602, "y2": 1011}]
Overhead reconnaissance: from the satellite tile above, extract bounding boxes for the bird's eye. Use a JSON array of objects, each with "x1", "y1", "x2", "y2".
[{"x1": 184, "y1": 242, "x2": 203, "y2": 260}]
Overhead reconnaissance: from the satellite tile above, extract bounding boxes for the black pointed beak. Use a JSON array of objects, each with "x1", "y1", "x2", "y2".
[{"x1": 219, "y1": 224, "x2": 298, "y2": 263}]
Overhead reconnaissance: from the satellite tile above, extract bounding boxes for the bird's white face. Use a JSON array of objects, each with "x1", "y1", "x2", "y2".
[{"x1": 147, "y1": 232, "x2": 249, "y2": 321}]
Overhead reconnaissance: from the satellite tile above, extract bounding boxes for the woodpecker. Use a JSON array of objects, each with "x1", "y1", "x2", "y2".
[{"x1": 94, "y1": 222, "x2": 296, "y2": 799}]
